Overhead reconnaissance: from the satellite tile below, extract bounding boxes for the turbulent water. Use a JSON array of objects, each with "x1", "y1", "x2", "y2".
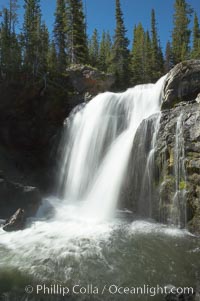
[{"x1": 0, "y1": 77, "x2": 200, "y2": 301}]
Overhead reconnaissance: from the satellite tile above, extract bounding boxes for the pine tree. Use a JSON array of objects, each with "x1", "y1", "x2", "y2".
[
  {"x1": 144, "y1": 30, "x2": 152, "y2": 82},
  {"x1": 150, "y1": 9, "x2": 164, "y2": 82},
  {"x1": 9, "y1": 0, "x2": 21, "y2": 77},
  {"x1": 172, "y1": 0, "x2": 192, "y2": 64},
  {"x1": 22, "y1": 0, "x2": 42, "y2": 76},
  {"x1": 130, "y1": 23, "x2": 146, "y2": 85},
  {"x1": 99, "y1": 31, "x2": 107, "y2": 72},
  {"x1": 39, "y1": 22, "x2": 49, "y2": 73},
  {"x1": 99, "y1": 31, "x2": 112, "y2": 72},
  {"x1": 89, "y1": 28, "x2": 99, "y2": 68},
  {"x1": 53, "y1": 0, "x2": 67, "y2": 72},
  {"x1": 111, "y1": 0, "x2": 130, "y2": 90},
  {"x1": 164, "y1": 41, "x2": 173, "y2": 72},
  {"x1": 0, "y1": 4, "x2": 21, "y2": 79},
  {"x1": 0, "y1": 8, "x2": 11, "y2": 77},
  {"x1": 191, "y1": 13, "x2": 200, "y2": 59},
  {"x1": 67, "y1": 0, "x2": 88, "y2": 65},
  {"x1": 8, "y1": 0, "x2": 19, "y2": 34},
  {"x1": 10, "y1": 32, "x2": 21, "y2": 78},
  {"x1": 47, "y1": 40, "x2": 57, "y2": 74}
]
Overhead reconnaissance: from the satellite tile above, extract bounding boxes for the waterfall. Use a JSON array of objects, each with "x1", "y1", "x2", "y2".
[
  {"x1": 59, "y1": 76, "x2": 167, "y2": 221},
  {"x1": 170, "y1": 113, "x2": 187, "y2": 227},
  {"x1": 137, "y1": 113, "x2": 161, "y2": 217},
  {"x1": 2, "y1": 75, "x2": 199, "y2": 299}
]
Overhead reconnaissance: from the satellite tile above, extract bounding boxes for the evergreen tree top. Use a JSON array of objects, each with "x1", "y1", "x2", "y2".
[{"x1": 114, "y1": 0, "x2": 129, "y2": 49}]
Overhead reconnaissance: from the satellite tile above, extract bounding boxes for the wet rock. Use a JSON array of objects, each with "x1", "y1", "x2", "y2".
[
  {"x1": 0, "y1": 219, "x2": 5, "y2": 226},
  {"x1": 165, "y1": 290, "x2": 195, "y2": 301},
  {"x1": 0, "y1": 176, "x2": 42, "y2": 219},
  {"x1": 196, "y1": 93, "x2": 200, "y2": 103},
  {"x1": 162, "y1": 60, "x2": 200, "y2": 110},
  {"x1": 3, "y1": 208, "x2": 25, "y2": 232},
  {"x1": 155, "y1": 101, "x2": 200, "y2": 233},
  {"x1": 84, "y1": 91, "x2": 93, "y2": 102}
]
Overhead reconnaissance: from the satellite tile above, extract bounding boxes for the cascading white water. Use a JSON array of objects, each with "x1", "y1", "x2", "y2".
[
  {"x1": 59, "y1": 76, "x2": 167, "y2": 221},
  {"x1": 138, "y1": 113, "x2": 161, "y2": 217}
]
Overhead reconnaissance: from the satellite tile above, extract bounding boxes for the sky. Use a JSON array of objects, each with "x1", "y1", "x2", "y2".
[{"x1": 0, "y1": 0, "x2": 200, "y2": 51}]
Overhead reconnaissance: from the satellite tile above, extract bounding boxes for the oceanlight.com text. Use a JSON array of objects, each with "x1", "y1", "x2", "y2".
[{"x1": 25, "y1": 283, "x2": 194, "y2": 297}]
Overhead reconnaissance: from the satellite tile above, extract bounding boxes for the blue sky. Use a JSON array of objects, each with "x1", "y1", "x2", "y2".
[{"x1": 1, "y1": 0, "x2": 200, "y2": 51}]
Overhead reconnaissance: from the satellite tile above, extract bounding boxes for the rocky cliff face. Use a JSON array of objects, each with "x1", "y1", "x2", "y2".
[
  {"x1": 155, "y1": 102, "x2": 200, "y2": 233},
  {"x1": 155, "y1": 60, "x2": 200, "y2": 234}
]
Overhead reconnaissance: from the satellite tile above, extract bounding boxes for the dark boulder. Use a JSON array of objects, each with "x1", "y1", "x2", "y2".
[
  {"x1": 162, "y1": 60, "x2": 200, "y2": 110},
  {"x1": 0, "y1": 175, "x2": 41, "y2": 219},
  {"x1": 3, "y1": 208, "x2": 25, "y2": 232},
  {"x1": 66, "y1": 64, "x2": 115, "y2": 96}
]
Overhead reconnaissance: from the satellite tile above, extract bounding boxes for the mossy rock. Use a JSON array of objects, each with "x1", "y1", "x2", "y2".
[
  {"x1": 179, "y1": 180, "x2": 187, "y2": 190},
  {"x1": 188, "y1": 215, "x2": 200, "y2": 235},
  {"x1": 159, "y1": 175, "x2": 175, "y2": 204}
]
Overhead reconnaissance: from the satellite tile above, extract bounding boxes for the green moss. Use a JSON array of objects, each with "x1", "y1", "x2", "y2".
[
  {"x1": 187, "y1": 152, "x2": 200, "y2": 159},
  {"x1": 169, "y1": 149, "x2": 174, "y2": 167},
  {"x1": 179, "y1": 180, "x2": 186, "y2": 190},
  {"x1": 161, "y1": 97, "x2": 183, "y2": 110},
  {"x1": 164, "y1": 174, "x2": 175, "y2": 182},
  {"x1": 159, "y1": 175, "x2": 176, "y2": 205},
  {"x1": 173, "y1": 97, "x2": 182, "y2": 107}
]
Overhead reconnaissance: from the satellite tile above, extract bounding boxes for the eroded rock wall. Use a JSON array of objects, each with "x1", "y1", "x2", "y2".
[
  {"x1": 155, "y1": 60, "x2": 200, "y2": 234},
  {"x1": 155, "y1": 102, "x2": 200, "y2": 233}
]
